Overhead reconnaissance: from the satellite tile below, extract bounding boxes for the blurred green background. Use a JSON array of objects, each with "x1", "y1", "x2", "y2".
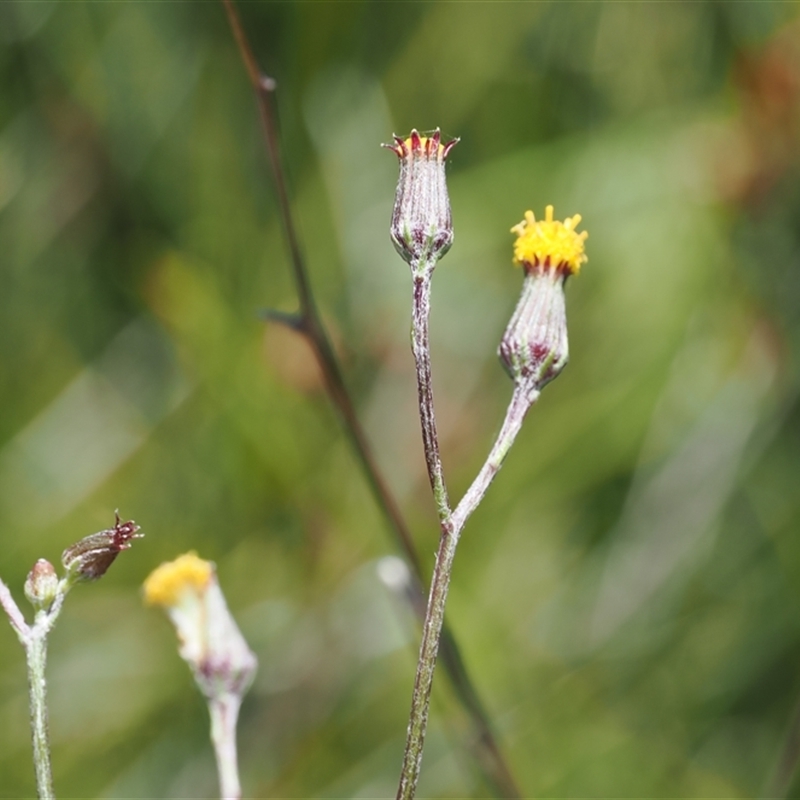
[{"x1": 2, "y1": 1, "x2": 800, "y2": 797}]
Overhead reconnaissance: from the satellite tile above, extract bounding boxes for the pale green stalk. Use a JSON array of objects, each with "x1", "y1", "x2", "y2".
[
  {"x1": 209, "y1": 693, "x2": 244, "y2": 800},
  {"x1": 1, "y1": 577, "x2": 69, "y2": 800}
]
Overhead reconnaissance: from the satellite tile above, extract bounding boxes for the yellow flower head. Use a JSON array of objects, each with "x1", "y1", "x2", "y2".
[
  {"x1": 143, "y1": 552, "x2": 213, "y2": 607},
  {"x1": 511, "y1": 205, "x2": 588, "y2": 276}
]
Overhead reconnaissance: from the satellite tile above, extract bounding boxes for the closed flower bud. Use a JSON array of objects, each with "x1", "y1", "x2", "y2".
[
  {"x1": 384, "y1": 129, "x2": 458, "y2": 271},
  {"x1": 61, "y1": 512, "x2": 142, "y2": 583},
  {"x1": 24, "y1": 559, "x2": 59, "y2": 609},
  {"x1": 499, "y1": 206, "x2": 588, "y2": 390},
  {"x1": 144, "y1": 552, "x2": 257, "y2": 699}
]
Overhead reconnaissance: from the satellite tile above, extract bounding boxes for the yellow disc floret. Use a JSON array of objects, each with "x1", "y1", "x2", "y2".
[
  {"x1": 143, "y1": 551, "x2": 213, "y2": 607},
  {"x1": 511, "y1": 205, "x2": 588, "y2": 275},
  {"x1": 404, "y1": 136, "x2": 445, "y2": 157}
]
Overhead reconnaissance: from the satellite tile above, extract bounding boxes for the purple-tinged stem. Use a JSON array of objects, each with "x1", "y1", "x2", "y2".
[
  {"x1": 411, "y1": 267, "x2": 451, "y2": 520},
  {"x1": 399, "y1": 292, "x2": 538, "y2": 799}
]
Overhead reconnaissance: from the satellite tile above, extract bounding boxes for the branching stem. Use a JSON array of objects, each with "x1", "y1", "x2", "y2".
[
  {"x1": 397, "y1": 273, "x2": 538, "y2": 800},
  {"x1": 1, "y1": 578, "x2": 68, "y2": 800}
]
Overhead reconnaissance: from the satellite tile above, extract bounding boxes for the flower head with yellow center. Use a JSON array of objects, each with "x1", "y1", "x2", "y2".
[
  {"x1": 511, "y1": 205, "x2": 588, "y2": 276},
  {"x1": 144, "y1": 552, "x2": 256, "y2": 699},
  {"x1": 499, "y1": 206, "x2": 588, "y2": 391}
]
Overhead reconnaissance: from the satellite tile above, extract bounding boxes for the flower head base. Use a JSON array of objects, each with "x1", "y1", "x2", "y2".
[
  {"x1": 512, "y1": 205, "x2": 588, "y2": 276},
  {"x1": 144, "y1": 552, "x2": 257, "y2": 699},
  {"x1": 500, "y1": 207, "x2": 588, "y2": 390},
  {"x1": 384, "y1": 128, "x2": 458, "y2": 271}
]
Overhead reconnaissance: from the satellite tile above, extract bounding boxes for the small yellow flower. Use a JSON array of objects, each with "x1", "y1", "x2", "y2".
[
  {"x1": 511, "y1": 205, "x2": 588, "y2": 276},
  {"x1": 144, "y1": 551, "x2": 256, "y2": 701},
  {"x1": 143, "y1": 552, "x2": 212, "y2": 607}
]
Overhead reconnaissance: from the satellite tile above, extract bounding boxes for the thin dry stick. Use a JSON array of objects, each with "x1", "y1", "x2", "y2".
[{"x1": 219, "y1": 2, "x2": 521, "y2": 797}]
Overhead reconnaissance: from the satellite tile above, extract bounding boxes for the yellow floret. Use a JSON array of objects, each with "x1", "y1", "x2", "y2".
[
  {"x1": 404, "y1": 135, "x2": 446, "y2": 157},
  {"x1": 143, "y1": 552, "x2": 212, "y2": 607},
  {"x1": 511, "y1": 205, "x2": 588, "y2": 275}
]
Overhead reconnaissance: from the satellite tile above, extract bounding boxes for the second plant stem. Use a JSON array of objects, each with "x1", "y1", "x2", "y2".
[{"x1": 398, "y1": 270, "x2": 538, "y2": 800}]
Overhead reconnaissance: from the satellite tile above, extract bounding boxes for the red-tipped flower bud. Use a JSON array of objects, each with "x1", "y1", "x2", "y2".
[
  {"x1": 24, "y1": 559, "x2": 59, "y2": 609},
  {"x1": 61, "y1": 512, "x2": 142, "y2": 583},
  {"x1": 499, "y1": 206, "x2": 588, "y2": 389},
  {"x1": 384, "y1": 129, "x2": 458, "y2": 271}
]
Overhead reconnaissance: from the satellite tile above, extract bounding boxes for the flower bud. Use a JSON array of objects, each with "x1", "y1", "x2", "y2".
[
  {"x1": 384, "y1": 129, "x2": 458, "y2": 270},
  {"x1": 144, "y1": 552, "x2": 257, "y2": 699},
  {"x1": 499, "y1": 206, "x2": 588, "y2": 389},
  {"x1": 61, "y1": 512, "x2": 142, "y2": 583},
  {"x1": 24, "y1": 559, "x2": 59, "y2": 609}
]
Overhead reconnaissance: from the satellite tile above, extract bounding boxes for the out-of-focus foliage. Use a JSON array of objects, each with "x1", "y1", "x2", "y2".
[{"x1": 2, "y1": 2, "x2": 800, "y2": 797}]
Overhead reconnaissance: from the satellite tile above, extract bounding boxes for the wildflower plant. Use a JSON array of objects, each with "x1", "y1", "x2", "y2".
[
  {"x1": 0, "y1": 514, "x2": 142, "y2": 800},
  {"x1": 387, "y1": 131, "x2": 587, "y2": 800}
]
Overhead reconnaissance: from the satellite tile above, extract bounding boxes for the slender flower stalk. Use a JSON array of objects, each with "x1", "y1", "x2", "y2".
[
  {"x1": 209, "y1": 693, "x2": 245, "y2": 800},
  {"x1": 0, "y1": 514, "x2": 142, "y2": 800},
  {"x1": 144, "y1": 552, "x2": 257, "y2": 800},
  {"x1": 385, "y1": 147, "x2": 588, "y2": 798},
  {"x1": 386, "y1": 130, "x2": 459, "y2": 519},
  {"x1": 412, "y1": 270, "x2": 450, "y2": 518}
]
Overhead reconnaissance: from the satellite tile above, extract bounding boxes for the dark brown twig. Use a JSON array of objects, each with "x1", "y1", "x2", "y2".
[{"x1": 219, "y1": 1, "x2": 521, "y2": 797}]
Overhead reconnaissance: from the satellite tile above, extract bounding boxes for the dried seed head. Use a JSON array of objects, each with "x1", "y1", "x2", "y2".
[
  {"x1": 499, "y1": 206, "x2": 588, "y2": 389},
  {"x1": 24, "y1": 559, "x2": 59, "y2": 609},
  {"x1": 61, "y1": 512, "x2": 142, "y2": 583},
  {"x1": 384, "y1": 128, "x2": 458, "y2": 270}
]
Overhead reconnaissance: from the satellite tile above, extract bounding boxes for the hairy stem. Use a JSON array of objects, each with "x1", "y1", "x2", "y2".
[
  {"x1": 26, "y1": 591, "x2": 65, "y2": 800},
  {"x1": 411, "y1": 268, "x2": 451, "y2": 519},
  {"x1": 209, "y1": 693, "x2": 244, "y2": 800},
  {"x1": 27, "y1": 625, "x2": 54, "y2": 800},
  {"x1": 451, "y1": 381, "x2": 539, "y2": 535},
  {"x1": 399, "y1": 283, "x2": 538, "y2": 799},
  {"x1": 0, "y1": 578, "x2": 29, "y2": 643},
  {"x1": 219, "y1": 3, "x2": 522, "y2": 797},
  {"x1": 397, "y1": 525, "x2": 457, "y2": 800}
]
